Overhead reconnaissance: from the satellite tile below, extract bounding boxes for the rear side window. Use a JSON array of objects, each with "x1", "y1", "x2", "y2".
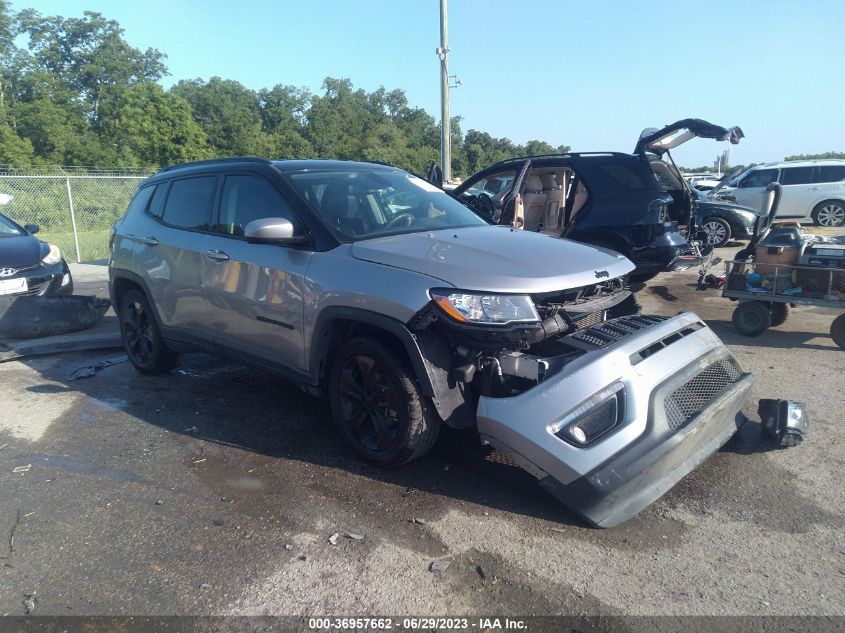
[
  {"x1": 600, "y1": 164, "x2": 647, "y2": 190},
  {"x1": 579, "y1": 159, "x2": 660, "y2": 194},
  {"x1": 126, "y1": 186, "x2": 154, "y2": 217},
  {"x1": 216, "y1": 175, "x2": 297, "y2": 237},
  {"x1": 780, "y1": 167, "x2": 814, "y2": 186},
  {"x1": 148, "y1": 183, "x2": 169, "y2": 218},
  {"x1": 161, "y1": 176, "x2": 217, "y2": 230},
  {"x1": 817, "y1": 165, "x2": 845, "y2": 183}
]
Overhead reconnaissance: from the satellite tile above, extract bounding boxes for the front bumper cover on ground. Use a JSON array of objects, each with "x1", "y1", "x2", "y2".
[{"x1": 476, "y1": 312, "x2": 752, "y2": 527}]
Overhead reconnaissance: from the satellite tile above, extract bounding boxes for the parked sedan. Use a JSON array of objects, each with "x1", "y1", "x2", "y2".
[
  {"x1": 0, "y1": 212, "x2": 73, "y2": 297},
  {"x1": 692, "y1": 189, "x2": 757, "y2": 247}
]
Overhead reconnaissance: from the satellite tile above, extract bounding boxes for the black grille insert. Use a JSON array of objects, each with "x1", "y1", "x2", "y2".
[
  {"x1": 664, "y1": 359, "x2": 743, "y2": 430},
  {"x1": 569, "y1": 314, "x2": 669, "y2": 349}
]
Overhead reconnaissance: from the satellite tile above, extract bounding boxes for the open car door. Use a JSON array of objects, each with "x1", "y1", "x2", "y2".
[
  {"x1": 425, "y1": 161, "x2": 444, "y2": 188},
  {"x1": 460, "y1": 159, "x2": 532, "y2": 225}
]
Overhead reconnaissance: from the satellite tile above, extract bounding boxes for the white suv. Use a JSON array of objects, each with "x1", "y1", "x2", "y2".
[{"x1": 711, "y1": 159, "x2": 845, "y2": 227}]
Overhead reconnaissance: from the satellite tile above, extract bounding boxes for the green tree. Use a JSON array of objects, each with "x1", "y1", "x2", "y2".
[
  {"x1": 0, "y1": 123, "x2": 34, "y2": 167},
  {"x1": 784, "y1": 152, "x2": 845, "y2": 161},
  {"x1": 15, "y1": 8, "x2": 166, "y2": 123},
  {"x1": 99, "y1": 82, "x2": 210, "y2": 167},
  {"x1": 171, "y1": 77, "x2": 263, "y2": 155}
]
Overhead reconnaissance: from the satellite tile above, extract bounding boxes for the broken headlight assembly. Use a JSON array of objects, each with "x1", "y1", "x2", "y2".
[
  {"x1": 758, "y1": 399, "x2": 809, "y2": 447},
  {"x1": 430, "y1": 290, "x2": 540, "y2": 325},
  {"x1": 550, "y1": 382, "x2": 626, "y2": 446}
]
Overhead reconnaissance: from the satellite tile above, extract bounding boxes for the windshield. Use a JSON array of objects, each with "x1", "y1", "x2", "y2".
[
  {"x1": 286, "y1": 169, "x2": 488, "y2": 241},
  {"x1": 0, "y1": 213, "x2": 24, "y2": 237}
]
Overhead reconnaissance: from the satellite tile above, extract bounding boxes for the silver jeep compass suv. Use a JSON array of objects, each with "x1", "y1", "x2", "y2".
[{"x1": 109, "y1": 157, "x2": 753, "y2": 527}]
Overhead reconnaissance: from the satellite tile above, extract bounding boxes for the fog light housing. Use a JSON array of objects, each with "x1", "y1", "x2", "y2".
[
  {"x1": 551, "y1": 382, "x2": 626, "y2": 447},
  {"x1": 758, "y1": 399, "x2": 808, "y2": 447},
  {"x1": 60, "y1": 273, "x2": 71, "y2": 287}
]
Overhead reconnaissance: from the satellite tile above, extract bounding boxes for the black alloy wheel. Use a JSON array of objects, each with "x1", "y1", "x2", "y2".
[
  {"x1": 119, "y1": 288, "x2": 180, "y2": 374},
  {"x1": 329, "y1": 338, "x2": 440, "y2": 466}
]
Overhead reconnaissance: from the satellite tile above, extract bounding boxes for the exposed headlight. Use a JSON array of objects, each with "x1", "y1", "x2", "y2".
[
  {"x1": 42, "y1": 244, "x2": 62, "y2": 265},
  {"x1": 551, "y1": 382, "x2": 626, "y2": 446},
  {"x1": 430, "y1": 290, "x2": 540, "y2": 325}
]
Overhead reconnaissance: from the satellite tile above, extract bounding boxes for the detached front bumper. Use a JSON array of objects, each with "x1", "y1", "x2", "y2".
[{"x1": 477, "y1": 312, "x2": 752, "y2": 528}]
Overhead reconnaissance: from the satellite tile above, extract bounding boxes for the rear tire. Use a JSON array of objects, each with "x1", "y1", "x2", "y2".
[
  {"x1": 732, "y1": 301, "x2": 771, "y2": 336},
  {"x1": 328, "y1": 338, "x2": 440, "y2": 466},
  {"x1": 119, "y1": 288, "x2": 180, "y2": 374},
  {"x1": 831, "y1": 314, "x2": 845, "y2": 350},
  {"x1": 769, "y1": 302, "x2": 790, "y2": 327},
  {"x1": 811, "y1": 200, "x2": 845, "y2": 227}
]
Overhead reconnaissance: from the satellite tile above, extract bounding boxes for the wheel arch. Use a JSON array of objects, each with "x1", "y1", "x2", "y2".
[{"x1": 310, "y1": 307, "x2": 475, "y2": 429}]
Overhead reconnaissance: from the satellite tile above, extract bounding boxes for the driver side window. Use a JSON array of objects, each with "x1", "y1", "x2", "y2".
[
  {"x1": 462, "y1": 171, "x2": 516, "y2": 199},
  {"x1": 741, "y1": 169, "x2": 778, "y2": 188},
  {"x1": 215, "y1": 175, "x2": 297, "y2": 237}
]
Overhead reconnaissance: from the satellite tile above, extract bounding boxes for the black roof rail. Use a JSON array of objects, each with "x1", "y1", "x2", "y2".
[
  {"x1": 484, "y1": 151, "x2": 633, "y2": 170},
  {"x1": 157, "y1": 156, "x2": 273, "y2": 174}
]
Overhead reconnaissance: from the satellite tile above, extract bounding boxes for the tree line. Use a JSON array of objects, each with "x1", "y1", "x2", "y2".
[{"x1": 0, "y1": 2, "x2": 569, "y2": 177}]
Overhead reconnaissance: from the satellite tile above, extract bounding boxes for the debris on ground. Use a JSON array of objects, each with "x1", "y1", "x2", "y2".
[
  {"x1": 183, "y1": 426, "x2": 199, "y2": 434},
  {"x1": 154, "y1": 500, "x2": 163, "y2": 506},
  {"x1": 67, "y1": 357, "x2": 127, "y2": 381},
  {"x1": 429, "y1": 560, "x2": 451, "y2": 573},
  {"x1": 12, "y1": 464, "x2": 31, "y2": 474},
  {"x1": 284, "y1": 544, "x2": 292, "y2": 551},
  {"x1": 328, "y1": 533, "x2": 339, "y2": 545},
  {"x1": 344, "y1": 532, "x2": 365, "y2": 540},
  {"x1": 22, "y1": 592, "x2": 37, "y2": 615},
  {"x1": 401, "y1": 487, "x2": 418, "y2": 497},
  {"x1": 212, "y1": 518, "x2": 224, "y2": 527},
  {"x1": 475, "y1": 565, "x2": 486, "y2": 580},
  {"x1": 412, "y1": 518, "x2": 428, "y2": 525}
]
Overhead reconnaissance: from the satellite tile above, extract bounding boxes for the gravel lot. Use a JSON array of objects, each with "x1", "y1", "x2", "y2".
[{"x1": 0, "y1": 243, "x2": 843, "y2": 618}]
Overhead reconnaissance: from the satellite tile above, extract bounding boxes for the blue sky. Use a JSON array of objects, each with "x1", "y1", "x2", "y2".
[{"x1": 15, "y1": 0, "x2": 845, "y2": 168}]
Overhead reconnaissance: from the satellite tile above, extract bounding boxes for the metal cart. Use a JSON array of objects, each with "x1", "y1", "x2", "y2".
[{"x1": 722, "y1": 260, "x2": 845, "y2": 349}]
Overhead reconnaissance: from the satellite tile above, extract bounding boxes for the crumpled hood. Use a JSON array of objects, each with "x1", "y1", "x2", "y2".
[
  {"x1": 350, "y1": 226, "x2": 635, "y2": 294},
  {"x1": 0, "y1": 234, "x2": 43, "y2": 269}
]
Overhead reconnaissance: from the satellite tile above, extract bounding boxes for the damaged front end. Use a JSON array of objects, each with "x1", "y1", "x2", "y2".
[{"x1": 410, "y1": 276, "x2": 752, "y2": 528}]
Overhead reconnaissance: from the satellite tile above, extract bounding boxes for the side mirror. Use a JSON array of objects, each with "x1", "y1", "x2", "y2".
[
  {"x1": 24, "y1": 223, "x2": 40, "y2": 234},
  {"x1": 243, "y1": 217, "x2": 306, "y2": 245}
]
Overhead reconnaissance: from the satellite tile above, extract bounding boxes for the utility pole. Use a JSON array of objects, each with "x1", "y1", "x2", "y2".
[{"x1": 437, "y1": 0, "x2": 451, "y2": 183}]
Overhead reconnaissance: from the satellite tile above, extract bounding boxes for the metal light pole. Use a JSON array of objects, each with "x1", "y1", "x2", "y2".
[{"x1": 437, "y1": 0, "x2": 451, "y2": 183}]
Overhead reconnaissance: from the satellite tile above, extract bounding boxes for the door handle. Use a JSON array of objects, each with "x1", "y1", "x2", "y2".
[
  {"x1": 140, "y1": 236, "x2": 159, "y2": 247},
  {"x1": 205, "y1": 249, "x2": 229, "y2": 262}
]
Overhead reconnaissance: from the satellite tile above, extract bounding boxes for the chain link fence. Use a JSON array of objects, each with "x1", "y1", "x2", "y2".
[{"x1": 0, "y1": 171, "x2": 152, "y2": 262}]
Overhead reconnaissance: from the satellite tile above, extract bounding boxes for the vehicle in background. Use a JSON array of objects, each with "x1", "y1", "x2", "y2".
[
  {"x1": 448, "y1": 119, "x2": 743, "y2": 282},
  {"x1": 0, "y1": 206, "x2": 73, "y2": 297},
  {"x1": 710, "y1": 160, "x2": 845, "y2": 227},
  {"x1": 109, "y1": 157, "x2": 753, "y2": 528},
  {"x1": 684, "y1": 174, "x2": 723, "y2": 190},
  {"x1": 691, "y1": 189, "x2": 757, "y2": 247}
]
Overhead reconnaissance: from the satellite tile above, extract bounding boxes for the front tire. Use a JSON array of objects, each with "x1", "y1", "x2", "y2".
[
  {"x1": 732, "y1": 301, "x2": 771, "y2": 336},
  {"x1": 812, "y1": 200, "x2": 845, "y2": 227},
  {"x1": 831, "y1": 314, "x2": 845, "y2": 350},
  {"x1": 119, "y1": 288, "x2": 180, "y2": 374},
  {"x1": 701, "y1": 216, "x2": 732, "y2": 248},
  {"x1": 328, "y1": 338, "x2": 440, "y2": 466},
  {"x1": 770, "y1": 302, "x2": 790, "y2": 327}
]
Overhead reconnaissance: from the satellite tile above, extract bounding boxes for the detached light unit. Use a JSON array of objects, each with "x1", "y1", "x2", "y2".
[{"x1": 758, "y1": 399, "x2": 809, "y2": 447}]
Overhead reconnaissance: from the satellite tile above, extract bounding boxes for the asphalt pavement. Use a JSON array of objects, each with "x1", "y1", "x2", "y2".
[{"x1": 0, "y1": 248, "x2": 843, "y2": 617}]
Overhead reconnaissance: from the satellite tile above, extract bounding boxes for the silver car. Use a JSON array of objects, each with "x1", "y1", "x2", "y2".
[{"x1": 109, "y1": 158, "x2": 752, "y2": 527}]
